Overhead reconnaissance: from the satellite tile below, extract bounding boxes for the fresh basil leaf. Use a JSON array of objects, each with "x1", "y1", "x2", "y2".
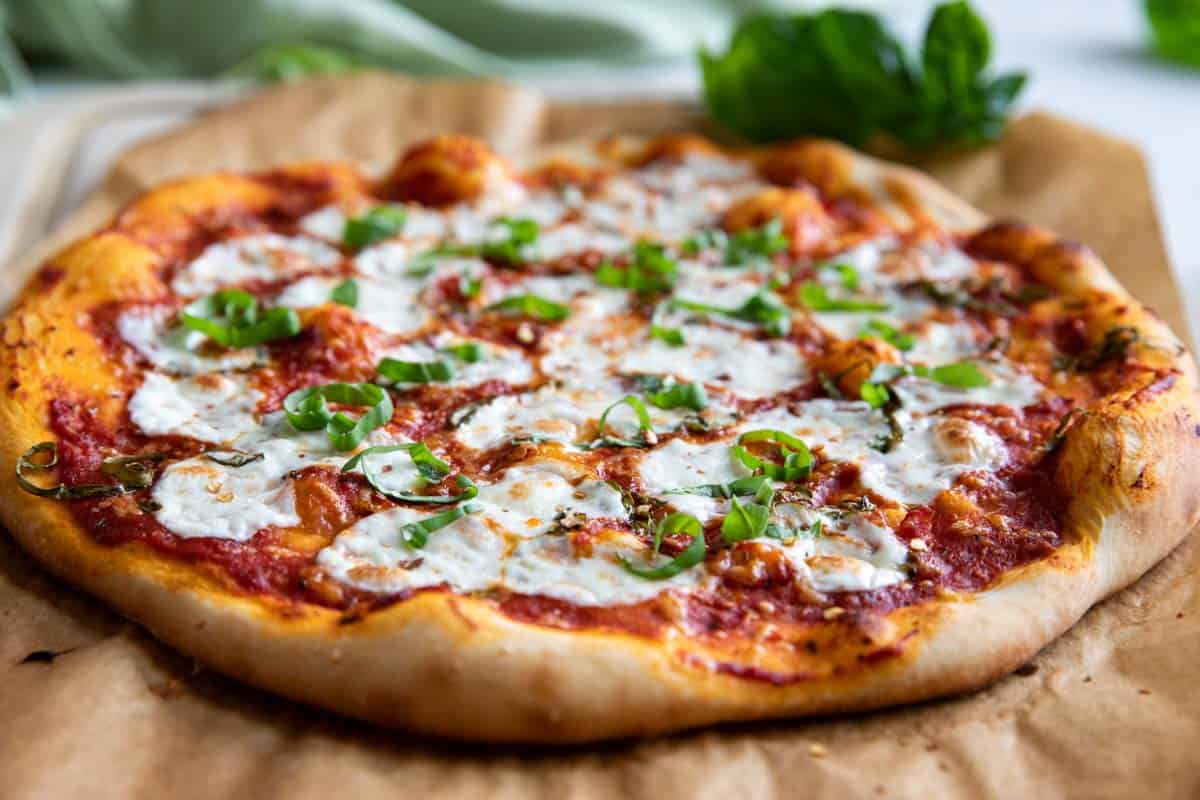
[
  {"x1": 397, "y1": 503, "x2": 481, "y2": 549},
  {"x1": 15, "y1": 442, "x2": 158, "y2": 500},
  {"x1": 377, "y1": 358, "x2": 454, "y2": 385},
  {"x1": 485, "y1": 294, "x2": 570, "y2": 322},
  {"x1": 331, "y1": 278, "x2": 358, "y2": 308},
  {"x1": 342, "y1": 444, "x2": 476, "y2": 505},
  {"x1": 181, "y1": 289, "x2": 301, "y2": 348},
  {"x1": 650, "y1": 324, "x2": 686, "y2": 347},
  {"x1": 229, "y1": 43, "x2": 360, "y2": 82},
  {"x1": 641, "y1": 378, "x2": 708, "y2": 412},
  {"x1": 672, "y1": 291, "x2": 791, "y2": 337},
  {"x1": 721, "y1": 495, "x2": 772, "y2": 544},
  {"x1": 726, "y1": 219, "x2": 788, "y2": 265},
  {"x1": 799, "y1": 281, "x2": 890, "y2": 312},
  {"x1": 582, "y1": 395, "x2": 654, "y2": 450},
  {"x1": 859, "y1": 318, "x2": 914, "y2": 351},
  {"x1": 665, "y1": 474, "x2": 773, "y2": 499},
  {"x1": 459, "y1": 271, "x2": 483, "y2": 299},
  {"x1": 343, "y1": 205, "x2": 407, "y2": 250},
  {"x1": 481, "y1": 217, "x2": 539, "y2": 265},
  {"x1": 765, "y1": 518, "x2": 823, "y2": 542},
  {"x1": 283, "y1": 383, "x2": 393, "y2": 451},
  {"x1": 732, "y1": 429, "x2": 813, "y2": 482},
  {"x1": 595, "y1": 241, "x2": 678, "y2": 294},
  {"x1": 819, "y1": 262, "x2": 859, "y2": 290},
  {"x1": 915, "y1": 362, "x2": 991, "y2": 388},
  {"x1": 860, "y1": 381, "x2": 890, "y2": 409},
  {"x1": 1147, "y1": 0, "x2": 1200, "y2": 68},
  {"x1": 441, "y1": 342, "x2": 483, "y2": 363},
  {"x1": 699, "y1": 3, "x2": 1025, "y2": 149},
  {"x1": 619, "y1": 512, "x2": 707, "y2": 580},
  {"x1": 680, "y1": 229, "x2": 728, "y2": 256}
]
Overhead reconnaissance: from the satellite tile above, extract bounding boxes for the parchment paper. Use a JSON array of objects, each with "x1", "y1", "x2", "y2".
[{"x1": 1, "y1": 72, "x2": 1196, "y2": 800}]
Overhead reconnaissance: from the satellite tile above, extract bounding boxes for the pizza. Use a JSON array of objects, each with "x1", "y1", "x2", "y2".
[{"x1": 1, "y1": 132, "x2": 1197, "y2": 743}]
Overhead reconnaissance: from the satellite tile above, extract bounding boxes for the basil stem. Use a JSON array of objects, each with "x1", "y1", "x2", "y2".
[{"x1": 283, "y1": 382, "x2": 394, "y2": 451}]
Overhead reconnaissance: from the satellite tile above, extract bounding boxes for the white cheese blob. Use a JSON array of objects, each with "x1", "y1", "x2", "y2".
[
  {"x1": 473, "y1": 462, "x2": 627, "y2": 538},
  {"x1": 761, "y1": 506, "x2": 909, "y2": 592},
  {"x1": 637, "y1": 437, "x2": 753, "y2": 522},
  {"x1": 171, "y1": 234, "x2": 341, "y2": 296},
  {"x1": 298, "y1": 206, "x2": 350, "y2": 241},
  {"x1": 274, "y1": 274, "x2": 429, "y2": 335},
  {"x1": 618, "y1": 323, "x2": 807, "y2": 399},
  {"x1": 378, "y1": 339, "x2": 534, "y2": 388},
  {"x1": 128, "y1": 372, "x2": 260, "y2": 444},
  {"x1": 890, "y1": 362, "x2": 1044, "y2": 415},
  {"x1": 117, "y1": 307, "x2": 258, "y2": 375}
]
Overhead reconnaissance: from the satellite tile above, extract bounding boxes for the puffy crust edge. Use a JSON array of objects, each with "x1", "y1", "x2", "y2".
[{"x1": 1, "y1": 141, "x2": 1198, "y2": 743}]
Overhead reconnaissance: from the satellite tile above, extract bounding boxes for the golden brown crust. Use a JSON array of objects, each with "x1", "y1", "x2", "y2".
[{"x1": 1, "y1": 135, "x2": 1198, "y2": 743}]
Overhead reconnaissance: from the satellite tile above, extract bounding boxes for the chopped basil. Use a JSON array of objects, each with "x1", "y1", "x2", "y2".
[
  {"x1": 595, "y1": 241, "x2": 678, "y2": 294},
  {"x1": 721, "y1": 494, "x2": 772, "y2": 543},
  {"x1": 1054, "y1": 327, "x2": 1140, "y2": 372},
  {"x1": 330, "y1": 278, "x2": 358, "y2": 308},
  {"x1": 650, "y1": 324, "x2": 686, "y2": 347},
  {"x1": 459, "y1": 271, "x2": 483, "y2": 299},
  {"x1": 343, "y1": 205, "x2": 407, "y2": 250},
  {"x1": 680, "y1": 229, "x2": 727, "y2": 256},
  {"x1": 485, "y1": 293, "x2": 570, "y2": 322},
  {"x1": 16, "y1": 442, "x2": 160, "y2": 500},
  {"x1": 665, "y1": 474, "x2": 773, "y2": 500},
  {"x1": 635, "y1": 375, "x2": 708, "y2": 412},
  {"x1": 818, "y1": 262, "x2": 859, "y2": 290},
  {"x1": 377, "y1": 358, "x2": 454, "y2": 385},
  {"x1": 581, "y1": 395, "x2": 654, "y2": 450},
  {"x1": 480, "y1": 217, "x2": 539, "y2": 265},
  {"x1": 619, "y1": 512, "x2": 708, "y2": 580},
  {"x1": 726, "y1": 219, "x2": 789, "y2": 265},
  {"x1": 342, "y1": 444, "x2": 477, "y2": 505},
  {"x1": 671, "y1": 291, "x2": 791, "y2": 337},
  {"x1": 732, "y1": 429, "x2": 814, "y2": 482},
  {"x1": 859, "y1": 381, "x2": 891, "y2": 409},
  {"x1": 441, "y1": 342, "x2": 483, "y2": 363},
  {"x1": 202, "y1": 450, "x2": 264, "y2": 468},
  {"x1": 397, "y1": 503, "x2": 482, "y2": 548},
  {"x1": 765, "y1": 518, "x2": 823, "y2": 543},
  {"x1": 859, "y1": 318, "x2": 914, "y2": 351},
  {"x1": 799, "y1": 281, "x2": 890, "y2": 312},
  {"x1": 283, "y1": 382, "x2": 393, "y2": 451},
  {"x1": 870, "y1": 361, "x2": 992, "y2": 389},
  {"x1": 180, "y1": 289, "x2": 301, "y2": 348}
]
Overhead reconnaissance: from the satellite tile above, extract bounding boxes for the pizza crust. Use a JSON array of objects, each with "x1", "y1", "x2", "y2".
[{"x1": 1, "y1": 139, "x2": 1198, "y2": 742}]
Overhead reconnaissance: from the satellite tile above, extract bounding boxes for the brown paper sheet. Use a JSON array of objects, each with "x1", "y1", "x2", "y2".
[{"x1": 2, "y1": 73, "x2": 1197, "y2": 799}]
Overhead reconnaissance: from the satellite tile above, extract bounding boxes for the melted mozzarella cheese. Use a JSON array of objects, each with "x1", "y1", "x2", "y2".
[
  {"x1": 170, "y1": 234, "x2": 341, "y2": 296},
  {"x1": 637, "y1": 437, "x2": 753, "y2": 522},
  {"x1": 298, "y1": 206, "x2": 349, "y2": 241},
  {"x1": 117, "y1": 308, "x2": 258, "y2": 375},
  {"x1": 501, "y1": 531, "x2": 704, "y2": 605},
  {"x1": 274, "y1": 274, "x2": 429, "y2": 335},
  {"x1": 128, "y1": 372, "x2": 260, "y2": 443},
  {"x1": 743, "y1": 402, "x2": 1008, "y2": 505},
  {"x1": 762, "y1": 505, "x2": 909, "y2": 592},
  {"x1": 473, "y1": 462, "x2": 627, "y2": 538},
  {"x1": 618, "y1": 323, "x2": 807, "y2": 399},
  {"x1": 891, "y1": 362, "x2": 1044, "y2": 415},
  {"x1": 531, "y1": 223, "x2": 628, "y2": 261}
]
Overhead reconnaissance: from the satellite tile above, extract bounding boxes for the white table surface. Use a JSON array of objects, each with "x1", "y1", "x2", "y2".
[{"x1": 2, "y1": 0, "x2": 1196, "y2": 338}]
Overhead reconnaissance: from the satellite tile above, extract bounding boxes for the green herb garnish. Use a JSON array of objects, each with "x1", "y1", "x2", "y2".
[
  {"x1": 377, "y1": 358, "x2": 454, "y2": 385},
  {"x1": 342, "y1": 444, "x2": 478, "y2": 505},
  {"x1": 636, "y1": 375, "x2": 708, "y2": 412},
  {"x1": 672, "y1": 291, "x2": 791, "y2": 337},
  {"x1": 731, "y1": 429, "x2": 814, "y2": 482},
  {"x1": 485, "y1": 294, "x2": 570, "y2": 322},
  {"x1": 581, "y1": 395, "x2": 655, "y2": 450},
  {"x1": 15, "y1": 443, "x2": 160, "y2": 500},
  {"x1": 343, "y1": 205, "x2": 407, "y2": 250},
  {"x1": 180, "y1": 289, "x2": 301, "y2": 348},
  {"x1": 330, "y1": 279, "x2": 358, "y2": 308},
  {"x1": 396, "y1": 504, "x2": 482, "y2": 549},
  {"x1": 283, "y1": 382, "x2": 394, "y2": 451},
  {"x1": 859, "y1": 318, "x2": 914, "y2": 351},
  {"x1": 595, "y1": 241, "x2": 678, "y2": 294},
  {"x1": 700, "y1": 2, "x2": 1026, "y2": 148},
  {"x1": 799, "y1": 282, "x2": 890, "y2": 312},
  {"x1": 619, "y1": 512, "x2": 708, "y2": 580}
]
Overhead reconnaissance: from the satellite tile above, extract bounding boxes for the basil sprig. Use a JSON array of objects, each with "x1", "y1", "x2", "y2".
[
  {"x1": 330, "y1": 278, "x2": 358, "y2": 308},
  {"x1": 180, "y1": 289, "x2": 301, "y2": 348},
  {"x1": 726, "y1": 219, "x2": 789, "y2": 265},
  {"x1": 635, "y1": 375, "x2": 708, "y2": 412},
  {"x1": 700, "y1": 2, "x2": 1026, "y2": 148},
  {"x1": 671, "y1": 291, "x2": 791, "y2": 337},
  {"x1": 481, "y1": 217, "x2": 539, "y2": 265},
  {"x1": 859, "y1": 318, "x2": 914, "y2": 351},
  {"x1": 442, "y1": 342, "x2": 483, "y2": 363},
  {"x1": 342, "y1": 443, "x2": 478, "y2": 505},
  {"x1": 581, "y1": 395, "x2": 655, "y2": 450},
  {"x1": 343, "y1": 205, "x2": 407, "y2": 250},
  {"x1": 16, "y1": 442, "x2": 160, "y2": 500},
  {"x1": 799, "y1": 281, "x2": 890, "y2": 312},
  {"x1": 731, "y1": 429, "x2": 814, "y2": 481},
  {"x1": 665, "y1": 474, "x2": 772, "y2": 499},
  {"x1": 377, "y1": 358, "x2": 454, "y2": 385},
  {"x1": 819, "y1": 262, "x2": 859, "y2": 290},
  {"x1": 283, "y1": 383, "x2": 394, "y2": 450},
  {"x1": 595, "y1": 241, "x2": 678, "y2": 294},
  {"x1": 485, "y1": 293, "x2": 570, "y2": 322},
  {"x1": 619, "y1": 512, "x2": 708, "y2": 580},
  {"x1": 650, "y1": 324, "x2": 686, "y2": 347},
  {"x1": 398, "y1": 504, "x2": 482, "y2": 548}
]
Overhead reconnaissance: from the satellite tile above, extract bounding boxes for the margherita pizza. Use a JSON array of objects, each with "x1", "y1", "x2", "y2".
[{"x1": 1, "y1": 133, "x2": 1197, "y2": 742}]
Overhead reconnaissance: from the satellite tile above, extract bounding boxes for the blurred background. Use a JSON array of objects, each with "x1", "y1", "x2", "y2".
[{"x1": 1, "y1": 0, "x2": 1197, "y2": 335}]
